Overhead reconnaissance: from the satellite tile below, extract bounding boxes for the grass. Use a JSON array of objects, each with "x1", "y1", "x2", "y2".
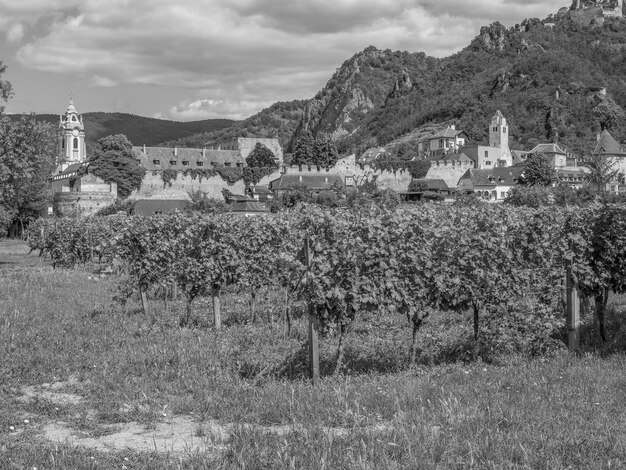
[{"x1": 1, "y1": 239, "x2": 625, "y2": 469}]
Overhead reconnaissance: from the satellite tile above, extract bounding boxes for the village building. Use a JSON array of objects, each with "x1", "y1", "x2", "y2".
[
  {"x1": 268, "y1": 173, "x2": 344, "y2": 194},
  {"x1": 457, "y1": 167, "x2": 524, "y2": 201},
  {"x1": 50, "y1": 98, "x2": 117, "y2": 215},
  {"x1": 460, "y1": 111, "x2": 513, "y2": 169},
  {"x1": 418, "y1": 126, "x2": 468, "y2": 158}
]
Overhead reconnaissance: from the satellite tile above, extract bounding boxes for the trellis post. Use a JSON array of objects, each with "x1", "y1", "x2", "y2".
[
  {"x1": 304, "y1": 238, "x2": 320, "y2": 385},
  {"x1": 566, "y1": 262, "x2": 581, "y2": 350}
]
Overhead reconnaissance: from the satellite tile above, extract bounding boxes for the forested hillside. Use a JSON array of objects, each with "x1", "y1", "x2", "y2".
[
  {"x1": 7, "y1": 112, "x2": 235, "y2": 153},
  {"x1": 170, "y1": 6, "x2": 626, "y2": 158}
]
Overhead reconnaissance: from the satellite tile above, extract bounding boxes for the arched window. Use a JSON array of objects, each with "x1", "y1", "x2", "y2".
[
  {"x1": 73, "y1": 138, "x2": 78, "y2": 150},
  {"x1": 72, "y1": 115, "x2": 77, "y2": 122}
]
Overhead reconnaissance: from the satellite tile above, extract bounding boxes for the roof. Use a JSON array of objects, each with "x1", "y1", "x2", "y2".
[
  {"x1": 359, "y1": 147, "x2": 387, "y2": 161},
  {"x1": 51, "y1": 163, "x2": 85, "y2": 181},
  {"x1": 230, "y1": 200, "x2": 268, "y2": 213},
  {"x1": 133, "y1": 199, "x2": 189, "y2": 217},
  {"x1": 493, "y1": 110, "x2": 505, "y2": 118},
  {"x1": 528, "y1": 143, "x2": 569, "y2": 155},
  {"x1": 440, "y1": 152, "x2": 473, "y2": 162},
  {"x1": 459, "y1": 167, "x2": 525, "y2": 186},
  {"x1": 251, "y1": 185, "x2": 272, "y2": 195},
  {"x1": 269, "y1": 174, "x2": 344, "y2": 191},
  {"x1": 412, "y1": 178, "x2": 450, "y2": 191},
  {"x1": 133, "y1": 146, "x2": 245, "y2": 171},
  {"x1": 428, "y1": 127, "x2": 466, "y2": 140},
  {"x1": 593, "y1": 130, "x2": 625, "y2": 155}
]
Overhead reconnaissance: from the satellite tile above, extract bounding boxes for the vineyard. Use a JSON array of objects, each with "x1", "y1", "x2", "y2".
[{"x1": 26, "y1": 202, "x2": 626, "y2": 373}]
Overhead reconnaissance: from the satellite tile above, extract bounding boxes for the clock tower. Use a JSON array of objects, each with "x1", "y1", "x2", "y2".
[{"x1": 57, "y1": 96, "x2": 86, "y2": 171}]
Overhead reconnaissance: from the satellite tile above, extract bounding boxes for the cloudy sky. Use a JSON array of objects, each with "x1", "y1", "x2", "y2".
[{"x1": 0, "y1": 0, "x2": 566, "y2": 121}]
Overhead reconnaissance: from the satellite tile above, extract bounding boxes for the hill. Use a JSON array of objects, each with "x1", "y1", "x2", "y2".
[
  {"x1": 7, "y1": 112, "x2": 236, "y2": 154},
  {"x1": 169, "y1": 4, "x2": 626, "y2": 158}
]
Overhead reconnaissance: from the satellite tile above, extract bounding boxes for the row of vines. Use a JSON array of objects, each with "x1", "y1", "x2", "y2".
[{"x1": 27, "y1": 203, "x2": 626, "y2": 369}]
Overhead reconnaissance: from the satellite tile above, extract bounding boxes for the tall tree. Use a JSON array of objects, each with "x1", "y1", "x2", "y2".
[
  {"x1": 292, "y1": 130, "x2": 316, "y2": 166},
  {"x1": 246, "y1": 143, "x2": 277, "y2": 168},
  {"x1": 0, "y1": 115, "x2": 56, "y2": 234},
  {"x1": 88, "y1": 134, "x2": 145, "y2": 198},
  {"x1": 518, "y1": 153, "x2": 556, "y2": 186}
]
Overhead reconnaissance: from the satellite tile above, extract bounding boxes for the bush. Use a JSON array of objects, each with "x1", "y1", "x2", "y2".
[{"x1": 95, "y1": 198, "x2": 136, "y2": 216}]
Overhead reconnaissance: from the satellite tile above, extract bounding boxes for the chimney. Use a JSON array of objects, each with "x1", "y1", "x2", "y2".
[
  {"x1": 174, "y1": 147, "x2": 178, "y2": 157},
  {"x1": 202, "y1": 147, "x2": 206, "y2": 158},
  {"x1": 143, "y1": 144, "x2": 146, "y2": 153},
  {"x1": 299, "y1": 175, "x2": 303, "y2": 182},
  {"x1": 450, "y1": 124, "x2": 456, "y2": 130}
]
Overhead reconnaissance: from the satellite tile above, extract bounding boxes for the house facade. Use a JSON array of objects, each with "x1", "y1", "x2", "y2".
[
  {"x1": 457, "y1": 167, "x2": 524, "y2": 201},
  {"x1": 419, "y1": 126, "x2": 468, "y2": 158}
]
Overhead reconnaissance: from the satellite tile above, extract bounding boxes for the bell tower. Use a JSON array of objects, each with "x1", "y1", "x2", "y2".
[
  {"x1": 489, "y1": 110, "x2": 508, "y2": 149},
  {"x1": 57, "y1": 96, "x2": 86, "y2": 172}
]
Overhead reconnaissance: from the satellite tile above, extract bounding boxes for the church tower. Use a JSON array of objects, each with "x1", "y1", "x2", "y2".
[
  {"x1": 489, "y1": 110, "x2": 509, "y2": 149},
  {"x1": 57, "y1": 97, "x2": 86, "y2": 172}
]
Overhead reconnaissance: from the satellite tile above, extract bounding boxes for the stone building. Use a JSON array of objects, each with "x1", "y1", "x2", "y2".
[{"x1": 50, "y1": 99, "x2": 117, "y2": 215}]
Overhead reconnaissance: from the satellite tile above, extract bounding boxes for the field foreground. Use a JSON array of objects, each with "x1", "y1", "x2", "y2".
[{"x1": 1, "y1": 240, "x2": 625, "y2": 469}]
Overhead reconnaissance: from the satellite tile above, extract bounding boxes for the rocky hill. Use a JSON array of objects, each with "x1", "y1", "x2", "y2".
[{"x1": 153, "y1": 5, "x2": 626, "y2": 158}]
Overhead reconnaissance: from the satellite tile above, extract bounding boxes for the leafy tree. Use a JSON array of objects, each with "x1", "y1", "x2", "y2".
[
  {"x1": 518, "y1": 153, "x2": 556, "y2": 186},
  {"x1": 0, "y1": 114, "x2": 56, "y2": 234},
  {"x1": 292, "y1": 131, "x2": 339, "y2": 167},
  {"x1": 246, "y1": 143, "x2": 278, "y2": 168},
  {"x1": 0, "y1": 61, "x2": 12, "y2": 112},
  {"x1": 88, "y1": 134, "x2": 145, "y2": 198}
]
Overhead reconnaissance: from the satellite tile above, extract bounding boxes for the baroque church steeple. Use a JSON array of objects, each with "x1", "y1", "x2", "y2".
[{"x1": 57, "y1": 96, "x2": 86, "y2": 171}]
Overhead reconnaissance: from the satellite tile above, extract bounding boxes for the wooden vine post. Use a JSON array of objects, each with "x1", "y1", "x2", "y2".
[
  {"x1": 566, "y1": 262, "x2": 581, "y2": 350},
  {"x1": 304, "y1": 238, "x2": 320, "y2": 385},
  {"x1": 212, "y1": 284, "x2": 221, "y2": 330}
]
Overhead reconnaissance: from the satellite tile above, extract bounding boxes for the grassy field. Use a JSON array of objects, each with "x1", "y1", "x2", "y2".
[{"x1": 1, "y1": 239, "x2": 625, "y2": 469}]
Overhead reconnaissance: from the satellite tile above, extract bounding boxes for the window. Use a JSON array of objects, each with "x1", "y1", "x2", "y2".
[
  {"x1": 72, "y1": 115, "x2": 77, "y2": 122},
  {"x1": 182, "y1": 161, "x2": 189, "y2": 166},
  {"x1": 485, "y1": 161, "x2": 493, "y2": 166},
  {"x1": 439, "y1": 139, "x2": 444, "y2": 148},
  {"x1": 493, "y1": 126, "x2": 497, "y2": 132},
  {"x1": 197, "y1": 161, "x2": 204, "y2": 167},
  {"x1": 501, "y1": 191, "x2": 507, "y2": 198},
  {"x1": 153, "y1": 159, "x2": 160, "y2": 165},
  {"x1": 224, "y1": 162, "x2": 231, "y2": 167},
  {"x1": 170, "y1": 160, "x2": 177, "y2": 165},
  {"x1": 73, "y1": 138, "x2": 78, "y2": 149},
  {"x1": 484, "y1": 151, "x2": 488, "y2": 159},
  {"x1": 503, "y1": 127, "x2": 507, "y2": 133}
]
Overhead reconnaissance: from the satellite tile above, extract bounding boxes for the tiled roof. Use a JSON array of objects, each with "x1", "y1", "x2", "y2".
[
  {"x1": 133, "y1": 146, "x2": 244, "y2": 171},
  {"x1": 493, "y1": 110, "x2": 505, "y2": 118},
  {"x1": 51, "y1": 163, "x2": 84, "y2": 181},
  {"x1": 133, "y1": 199, "x2": 189, "y2": 216},
  {"x1": 359, "y1": 147, "x2": 387, "y2": 161},
  {"x1": 269, "y1": 174, "x2": 344, "y2": 191},
  {"x1": 429, "y1": 127, "x2": 465, "y2": 139},
  {"x1": 459, "y1": 167, "x2": 524, "y2": 186},
  {"x1": 412, "y1": 178, "x2": 450, "y2": 190},
  {"x1": 441, "y1": 152, "x2": 473, "y2": 162},
  {"x1": 528, "y1": 143, "x2": 568, "y2": 155},
  {"x1": 230, "y1": 200, "x2": 268, "y2": 213},
  {"x1": 593, "y1": 130, "x2": 625, "y2": 155},
  {"x1": 251, "y1": 185, "x2": 272, "y2": 194}
]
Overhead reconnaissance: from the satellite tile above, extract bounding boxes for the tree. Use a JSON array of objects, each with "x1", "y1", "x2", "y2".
[
  {"x1": 88, "y1": 134, "x2": 145, "y2": 198},
  {"x1": 518, "y1": 153, "x2": 556, "y2": 186},
  {"x1": 0, "y1": 115, "x2": 56, "y2": 235},
  {"x1": 246, "y1": 143, "x2": 278, "y2": 168},
  {"x1": 292, "y1": 131, "x2": 339, "y2": 168},
  {"x1": 0, "y1": 61, "x2": 13, "y2": 113}
]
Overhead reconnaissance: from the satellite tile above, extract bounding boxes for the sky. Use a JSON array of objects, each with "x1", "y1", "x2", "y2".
[{"x1": 0, "y1": 0, "x2": 567, "y2": 122}]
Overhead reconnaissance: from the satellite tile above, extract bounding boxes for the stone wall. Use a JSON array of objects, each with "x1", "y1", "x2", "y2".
[
  {"x1": 54, "y1": 192, "x2": 117, "y2": 216},
  {"x1": 425, "y1": 160, "x2": 474, "y2": 187},
  {"x1": 133, "y1": 171, "x2": 253, "y2": 200}
]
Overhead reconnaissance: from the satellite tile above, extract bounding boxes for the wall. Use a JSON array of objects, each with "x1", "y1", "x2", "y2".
[
  {"x1": 134, "y1": 171, "x2": 250, "y2": 200},
  {"x1": 54, "y1": 192, "x2": 117, "y2": 216},
  {"x1": 425, "y1": 160, "x2": 474, "y2": 187}
]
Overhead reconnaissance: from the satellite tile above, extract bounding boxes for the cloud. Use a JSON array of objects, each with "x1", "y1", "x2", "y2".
[
  {"x1": 168, "y1": 98, "x2": 275, "y2": 121},
  {"x1": 6, "y1": 23, "x2": 24, "y2": 43},
  {"x1": 90, "y1": 75, "x2": 117, "y2": 87},
  {"x1": 4, "y1": 0, "x2": 568, "y2": 120}
]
